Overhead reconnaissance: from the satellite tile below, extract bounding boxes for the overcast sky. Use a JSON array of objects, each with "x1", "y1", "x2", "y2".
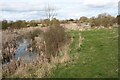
[{"x1": 0, "y1": 0, "x2": 119, "y2": 21}]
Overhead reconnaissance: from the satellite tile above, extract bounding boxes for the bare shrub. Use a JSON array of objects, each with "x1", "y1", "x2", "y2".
[
  {"x1": 43, "y1": 26, "x2": 70, "y2": 59},
  {"x1": 50, "y1": 18, "x2": 60, "y2": 27},
  {"x1": 42, "y1": 18, "x2": 60, "y2": 27},
  {"x1": 24, "y1": 29, "x2": 43, "y2": 40}
]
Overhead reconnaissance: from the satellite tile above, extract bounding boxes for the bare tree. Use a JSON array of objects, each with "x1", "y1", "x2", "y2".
[{"x1": 44, "y1": 4, "x2": 57, "y2": 21}]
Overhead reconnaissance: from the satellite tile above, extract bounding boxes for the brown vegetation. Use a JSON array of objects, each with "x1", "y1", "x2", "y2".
[
  {"x1": 43, "y1": 26, "x2": 70, "y2": 59},
  {"x1": 2, "y1": 21, "x2": 72, "y2": 78}
]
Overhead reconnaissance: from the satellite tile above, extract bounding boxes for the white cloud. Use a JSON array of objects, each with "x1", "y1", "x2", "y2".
[
  {"x1": 1, "y1": 11, "x2": 43, "y2": 21},
  {"x1": 0, "y1": 2, "x2": 45, "y2": 11},
  {"x1": 83, "y1": 0, "x2": 119, "y2": 8},
  {"x1": 0, "y1": 0, "x2": 119, "y2": 20}
]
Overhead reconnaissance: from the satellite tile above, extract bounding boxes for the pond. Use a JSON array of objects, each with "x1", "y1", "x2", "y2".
[
  {"x1": 2, "y1": 39, "x2": 38, "y2": 64},
  {"x1": 15, "y1": 39, "x2": 38, "y2": 63}
]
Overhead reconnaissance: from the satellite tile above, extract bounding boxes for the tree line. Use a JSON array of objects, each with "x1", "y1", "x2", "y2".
[
  {"x1": 1, "y1": 13, "x2": 119, "y2": 29},
  {"x1": 1, "y1": 20, "x2": 40, "y2": 29},
  {"x1": 79, "y1": 13, "x2": 117, "y2": 27}
]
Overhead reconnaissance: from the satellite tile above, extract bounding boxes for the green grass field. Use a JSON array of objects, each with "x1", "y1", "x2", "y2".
[{"x1": 50, "y1": 28, "x2": 118, "y2": 78}]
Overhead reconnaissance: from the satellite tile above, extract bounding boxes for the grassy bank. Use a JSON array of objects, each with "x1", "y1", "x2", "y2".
[{"x1": 50, "y1": 28, "x2": 118, "y2": 78}]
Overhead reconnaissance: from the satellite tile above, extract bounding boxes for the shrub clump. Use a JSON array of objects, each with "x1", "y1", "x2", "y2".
[{"x1": 44, "y1": 26, "x2": 70, "y2": 59}]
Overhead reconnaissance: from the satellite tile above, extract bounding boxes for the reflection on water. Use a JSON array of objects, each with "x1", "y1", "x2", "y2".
[
  {"x1": 15, "y1": 39, "x2": 37, "y2": 63},
  {"x1": 15, "y1": 39, "x2": 29, "y2": 59}
]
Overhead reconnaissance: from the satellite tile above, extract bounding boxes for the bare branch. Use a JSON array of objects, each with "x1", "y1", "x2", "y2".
[{"x1": 44, "y1": 4, "x2": 57, "y2": 21}]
